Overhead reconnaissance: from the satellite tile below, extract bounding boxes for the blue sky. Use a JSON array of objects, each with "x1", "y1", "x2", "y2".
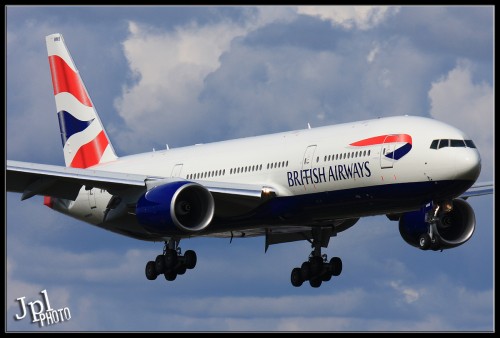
[{"x1": 6, "y1": 6, "x2": 494, "y2": 331}]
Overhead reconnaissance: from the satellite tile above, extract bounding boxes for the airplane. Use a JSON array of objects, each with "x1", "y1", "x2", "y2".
[{"x1": 6, "y1": 33, "x2": 493, "y2": 288}]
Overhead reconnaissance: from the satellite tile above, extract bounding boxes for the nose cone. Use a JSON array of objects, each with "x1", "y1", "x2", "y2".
[{"x1": 455, "y1": 149, "x2": 481, "y2": 182}]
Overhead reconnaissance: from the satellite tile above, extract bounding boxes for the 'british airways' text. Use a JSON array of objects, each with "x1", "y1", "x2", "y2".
[{"x1": 287, "y1": 161, "x2": 371, "y2": 187}]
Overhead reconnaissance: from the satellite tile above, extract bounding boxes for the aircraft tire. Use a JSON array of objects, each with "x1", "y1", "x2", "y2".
[
  {"x1": 330, "y1": 257, "x2": 342, "y2": 276},
  {"x1": 164, "y1": 270, "x2": 177, "y2": 281},
  {"x1": 155, "y1": 254, "x2": 166, "y2": 274},
  {"x1": 176, "y1": 264, "x2": 187, "y2": 275},
  {"x1": 291, "y1": 268, "x2": 303, "y2": 287},
  {"x1": 419, "y1": 233, "x2": 431, "y2": 250},
  {"x1": 310, "y1": 256, "x2": 323, "y2": 275},
  {"x1": 321, "y1": 266, "x2": 332, "y2": 282},
  {"x1": 430, "y1": 236, "x2": 441, "y2": 251},
  {"x1": 165, "y1": 249, "x2": 177, "y2": 268},
  {"x1": 309, "y1": 277, "x2": 322, "y2": 288},
  {"x1": 184, "y1": 250, "x2": 197, "y2": 269},
  {"x1": 145, "y1": 261, "x2": 158, "y2": 280},
  {"x1": 301, "y1": 261, "x2": 311, "y2": 281}
]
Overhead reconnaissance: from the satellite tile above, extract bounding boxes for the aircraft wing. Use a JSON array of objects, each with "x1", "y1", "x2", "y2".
[
  {"x1": 7, "y1": 160, "x2": 151, "y2": 201},
  {"x1": 6, "y1": 160, "x2": 273, "y2": 212},
  {"x1": 460, "y1": 181, "x2": 494, "y2": 198}
]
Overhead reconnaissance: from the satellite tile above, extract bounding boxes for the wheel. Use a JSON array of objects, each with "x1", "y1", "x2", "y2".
[
  {"x1": 301, "y1": 261, "x2": 311, "y2": 281},
  {"x1": 145, "y1": 261, "x2": 157, "y2": 280},
  {"x1": 419, "y1": 233, "x2": 431, "y2": 250},
  {"x1": 310, "y1": 256, "x2": 323, "y2": 275},
  {"x1": 165, "y1": 249, "x2": 178, "y2": 269},
  {"x1": 321, "y1": 270, "x2": 332, "y2": 282},
  {"x1": 330, "y1": 257, "x2": 342, "y2": 276},
  {"x1": 176, "y1": 264, "x2": 187, "y2": 275},
  {"x1": 309, "y1": 277, "x2": 322, "y2": 288},
  {"x1": 291, "y1": 267, "x2": 303, "y2": 287},
  {"x1": 430, "y1": 236, "x2": 441, "y2": 251},
  {"x1": 164, "y1": 269, "x2": 177, "y2": 281},
  {"x1": 155, "y1": 255, "x2": 165, "y2": 274},
  {"x1": 184, "y1": 250, "x2": 197, "y2": 269}
]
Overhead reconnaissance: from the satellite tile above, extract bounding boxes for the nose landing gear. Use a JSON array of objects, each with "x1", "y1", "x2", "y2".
[{"x1": 418, "y1": 201, "x2": 450, "y2": 251}]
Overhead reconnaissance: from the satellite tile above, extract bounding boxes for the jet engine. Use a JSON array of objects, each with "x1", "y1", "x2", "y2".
[
  {"x1": 136, "y1": 181, "x2": 214, "y2": 234},
  {"x1": 398, "y1": 198, "x2": 476, "y2": 250}
]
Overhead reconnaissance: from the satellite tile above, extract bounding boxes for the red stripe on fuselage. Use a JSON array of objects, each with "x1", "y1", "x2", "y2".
[
  {"x1": 70, "y1": 130, "x2": 109, "y2": 168},
  {"x1": 48, "y1": 55, "x2": 92, "y2": 107},
  {"x1": 350, "y1": 134, "x2": 412, "y2": 146}
]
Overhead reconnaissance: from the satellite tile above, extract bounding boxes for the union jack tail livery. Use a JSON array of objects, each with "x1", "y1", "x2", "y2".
[{"x1": 46, "y1": 33, "x2": 117, "y2": 168}]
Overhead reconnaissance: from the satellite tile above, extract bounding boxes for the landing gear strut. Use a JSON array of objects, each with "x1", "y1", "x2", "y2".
[
  {"x1": 418, "y1": 201, "x2": 450, "y2": 251},
  {"x1": 145, "y1": 238, "x2": 197, "y2": 282},
  {"x1": 290, "y1": 228, "x2": 342, "y2": 288}
]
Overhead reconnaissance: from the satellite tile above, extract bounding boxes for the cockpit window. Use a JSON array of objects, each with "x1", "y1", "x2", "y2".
[
  {"x1": 450, "y1": 139, "x2": 466, "y2": 147},
  {"x1": 438, "y1": 139, "x2": 449, "y2": 149},
  {"x1": 464, "y1": 140, "x2": 476, "y2": 148},
  {"x1": 430, "y1": 138, "x2": 476, "y2": 149}
]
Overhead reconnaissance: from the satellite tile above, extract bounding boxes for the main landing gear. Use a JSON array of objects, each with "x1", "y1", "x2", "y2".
[
  {"x1": 145, "y1": 238, "x2": 197, "y2": 282},
  {"x1": 290, "y1": 228, "x2": 342, "y2": 288}
]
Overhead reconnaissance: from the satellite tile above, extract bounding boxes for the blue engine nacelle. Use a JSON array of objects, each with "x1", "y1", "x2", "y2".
[
  {"x1": 398, "y1": 198, "x2": 476, "y2": 250},
  {"x1": 136, "y1": 181, "x2": 215, "y2": 234}
]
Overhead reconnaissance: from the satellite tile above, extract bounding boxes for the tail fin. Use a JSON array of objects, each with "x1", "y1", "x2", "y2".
[{"x1": 46, "y1": 33, "x2": 118, "y2": 168}]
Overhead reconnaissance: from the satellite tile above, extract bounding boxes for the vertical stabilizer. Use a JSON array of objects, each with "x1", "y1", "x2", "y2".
[{"x1": 46, "y1": 33, "x2": 118, "y2": 168}]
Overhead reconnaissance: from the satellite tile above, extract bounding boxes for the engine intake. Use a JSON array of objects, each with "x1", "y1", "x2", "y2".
[{"x1": 136, "y1": 181, "x2": 214, "y2": 234}]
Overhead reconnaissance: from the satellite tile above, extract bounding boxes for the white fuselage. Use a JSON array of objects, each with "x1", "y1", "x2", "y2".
[{"x1": 52, "y1": 115, "x2": 481, "y2": 240}]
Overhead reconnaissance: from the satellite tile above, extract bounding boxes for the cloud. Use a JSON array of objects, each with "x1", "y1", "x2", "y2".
[
  {"x1": 366, "y1": 43, "x2": 380, "y2": 64},
  {"x1": 428, "y1": 59, "x2": 494, "y2": 180},
  {"x1": 113, "y1": 19, "x2": 252, "y2": 151},
  {"x1": 296, "y1": 6, "x2": 400, "y2": 30},
  {"x1": 389, "y1": 280, "x2": 420, "y2": 303}
]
